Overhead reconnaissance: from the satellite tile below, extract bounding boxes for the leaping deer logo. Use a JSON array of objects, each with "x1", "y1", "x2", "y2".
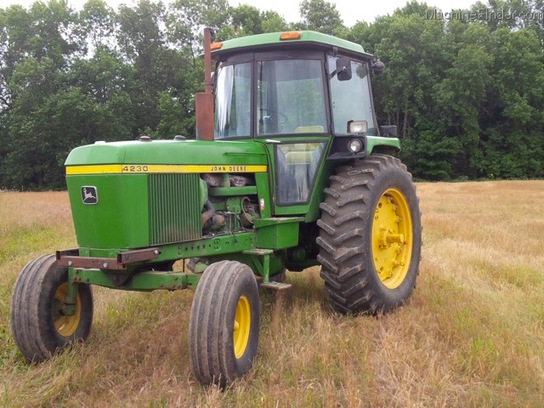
[{"x1": 81, "y1": 187, "x2": 98, "y2": 204}]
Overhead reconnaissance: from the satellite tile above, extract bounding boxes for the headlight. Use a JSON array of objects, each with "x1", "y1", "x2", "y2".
[
  {"x1": 348, "y1": 139, "x2": 363, "y2": 154},
  {"x1": 347, "y1": 120, "x2": 368, "y2": 134}
]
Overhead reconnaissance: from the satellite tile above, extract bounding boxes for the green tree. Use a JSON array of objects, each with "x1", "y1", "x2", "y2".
[
  {"x1": 0, "y1": 1, "x2": 84, "y2": 189},
  {"x1": 370, "y1": 10, "x2": 452, "y2": 139},
  {"x1": 229, "y1": 4, "x2": 262, "y2": 36},
  {"x1": 3, "y1": 56, "x2": 65, "y2": 188},
  {"x1": 68, "y1": 48, "x2": 136, "y2": 139},
  {"x1": 116, "y1": 0, "x2": 189, "y2": 136},
  {"x1": 433, "y1": 37, "x2": 493, "y2": 178},
  {"x1": 79, "y1": 0, "x2": 116, "y2": 50},
  {"x1": 261, "y1": 10, "x2": 289, "y2": 33},
  {"x1": 298, "y1": 0, "x2": 346, "y2": 35},
  {"x1": 480, "y1": 27, "x2": 544, "y2": 178},
  {"x1": 167, "y1": 0, "x2": 228, "y2": 55},
  {"x1": 2, "y1": 0, "x2": 544, "y2": 189},
  {"x1": 219, "y1": 6, "x2": 290, "y2": 39}
]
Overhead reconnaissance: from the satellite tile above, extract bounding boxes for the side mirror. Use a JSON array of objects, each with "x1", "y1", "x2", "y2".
[
  {"x1": 336, "y1": 57, "x2": 352, "y2": 81},
  {"x1": 380, "y1": 125, "x2": 397, "y2": 137},
  {"x1": 372, "y1": 59, "x2": 386, "y2": 75}
]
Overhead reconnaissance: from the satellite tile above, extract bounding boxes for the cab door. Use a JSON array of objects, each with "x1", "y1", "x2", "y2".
[{"x1": 254, "y1": 55, "x2": 330, "y2": 217}]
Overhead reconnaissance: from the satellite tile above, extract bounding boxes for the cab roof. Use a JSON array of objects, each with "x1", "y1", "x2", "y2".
[{"x1": 211, "y1": 31, "x2": 373, "y2": 60}]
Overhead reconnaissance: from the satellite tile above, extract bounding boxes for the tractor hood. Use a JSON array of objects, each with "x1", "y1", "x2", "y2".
[
  {"x1": 65, "y1": 138, "x2": 268, "y2": 170},
  {"x1": 64, "y1": 138, "x2": 268, "y2": 251}
]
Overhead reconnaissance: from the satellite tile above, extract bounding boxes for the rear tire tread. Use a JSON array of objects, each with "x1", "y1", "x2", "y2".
[{"x1": 317, "y1": 154, "x2": 422, "y2": 314}]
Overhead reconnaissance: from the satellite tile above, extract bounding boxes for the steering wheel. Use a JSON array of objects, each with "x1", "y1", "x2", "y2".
[{"x1": 259, "y1": 108, "x2": 288, "y2": 125}]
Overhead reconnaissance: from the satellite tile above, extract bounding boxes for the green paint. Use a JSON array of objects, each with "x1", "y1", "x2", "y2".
[
  {"x1": 67, "y1": 174, "x2": 150, "y2": 248},
  {"x1": 213, "y1": 31, "x2": 372, "y2": 59},
  {"x1": 60, "y1": 30, "x2": 404, "y2": 293},
  {"x1": 366, "y1": 135, "x2": 401, "y2": 155},
  {"x1": 70, "y1": 267, "x2": 199, "y2": 291},
  {"x1": 255, "y1": 218, "x2": 303, "y2": 249}
]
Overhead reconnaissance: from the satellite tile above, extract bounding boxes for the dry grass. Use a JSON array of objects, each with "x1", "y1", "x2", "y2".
[{"x1": 1, "y1": 181, "x2": 543, "y2": 407}]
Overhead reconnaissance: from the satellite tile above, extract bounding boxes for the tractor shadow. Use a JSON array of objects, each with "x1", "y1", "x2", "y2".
[{"x1": 258, "y1": 266, "x2": 337, "y2": 332}]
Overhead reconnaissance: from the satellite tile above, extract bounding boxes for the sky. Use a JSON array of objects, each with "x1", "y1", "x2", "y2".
[
  {"x1": 228, "y1": 0, "x2": 478, "y2": 26},
  {"x1": 3, "y1": 0, "x2": 479, "y2": 26}
]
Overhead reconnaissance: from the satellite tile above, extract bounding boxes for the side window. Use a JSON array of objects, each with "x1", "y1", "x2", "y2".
[
  {"x1": 328, "y1": 56, "x2": 377, "y2": 135},
  {"x1": 215, "y1": 62, "x2": 252, "y2": 138},
  {"x1": 275, "y1": 142, "x2": 326, "y2": 205}
]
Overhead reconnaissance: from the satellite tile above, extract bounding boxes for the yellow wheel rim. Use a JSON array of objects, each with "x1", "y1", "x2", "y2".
[
  {"x1": 52, "y1": 283, "x2": 81, "y2": 337},
  {"x1": 233, "y1": 295, "x2": 251, "y2": 359},
  {"x1": 372, "y1": 188, "x2": 413, "y2": 289}
]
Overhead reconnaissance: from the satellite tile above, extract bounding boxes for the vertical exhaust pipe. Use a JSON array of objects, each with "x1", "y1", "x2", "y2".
[{"x1": 195, "y1": 28, "x2": 215, "y2": 141}]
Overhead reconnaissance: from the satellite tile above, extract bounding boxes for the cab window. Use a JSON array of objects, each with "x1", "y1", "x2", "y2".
[
  {"x1": 275, "y1": 142, "x2": 326, "y2": 205},
  {"x1": 328, "y1": 56, "x2": 377, "y2": 135},
  {"x1": 257, "y1": 60, "x2": 327, "y2": 136},
  {"x1": 215, "y1": 62, "x2": 252, "y2": 138}
]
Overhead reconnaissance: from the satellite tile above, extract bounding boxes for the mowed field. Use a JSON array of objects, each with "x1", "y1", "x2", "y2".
[{"x1": 0, "y1": 181, "x2": 543, "y2": 407}]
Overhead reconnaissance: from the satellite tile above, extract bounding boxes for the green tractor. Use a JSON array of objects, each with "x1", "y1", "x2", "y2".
[{"x1": 10, "y1": 29, "x2": 421, "y2": 386}]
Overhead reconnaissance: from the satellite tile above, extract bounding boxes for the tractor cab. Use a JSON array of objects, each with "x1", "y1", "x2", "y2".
[{"x1": 209, "y1": 31, "x2": 396, "y2": 217}]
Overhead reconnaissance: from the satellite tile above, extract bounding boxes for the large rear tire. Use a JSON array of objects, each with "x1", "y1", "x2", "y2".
[
  {"x1": 189, "y1": 260, "x2": 260, "y2": 387},
  {"x1": 317, "y1": 154, "x2": 421, "y2": 314},
  {"x1": 11, "y1": 255, "x2": 94, "y2": 361}
]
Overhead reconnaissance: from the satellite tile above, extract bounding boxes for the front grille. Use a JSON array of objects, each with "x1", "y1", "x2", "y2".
[{"x1": 148, "y1": 173, "x2": 202, "y2": 245}]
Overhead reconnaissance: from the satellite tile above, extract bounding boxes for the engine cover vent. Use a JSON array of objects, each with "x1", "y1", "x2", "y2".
[{"x1": 148, "y1": 173, "x2": 202, "y2": 245}]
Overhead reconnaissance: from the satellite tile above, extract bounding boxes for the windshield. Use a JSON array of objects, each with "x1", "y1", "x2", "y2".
[
  {"x1": 256, "y1": 59, "x2": 327, "y2": 135},
  {"x1": 214, "y1": 59, "x2": 328, "y2": 138}
]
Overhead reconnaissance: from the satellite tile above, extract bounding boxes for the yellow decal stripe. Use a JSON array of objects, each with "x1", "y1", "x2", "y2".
[{"x1": 66, "y1": 164, "x2": 268, "y2": 175}]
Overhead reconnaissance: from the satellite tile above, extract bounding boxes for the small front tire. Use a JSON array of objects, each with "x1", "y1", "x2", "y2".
[
  {"x1": 10, "y1": 255, "x2": 94, "y2": 362},
  {"x1": 189, "y1": 260, "x2": 260, "y2": 387}
]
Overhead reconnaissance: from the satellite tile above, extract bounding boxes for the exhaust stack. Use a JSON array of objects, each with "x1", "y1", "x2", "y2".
[{"x1": 195, "y1": 28, "x2": 214, "y2": 141}]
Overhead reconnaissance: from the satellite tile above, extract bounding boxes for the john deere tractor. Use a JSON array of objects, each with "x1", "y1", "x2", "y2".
[{"x1": 11, "y1": 29, "x2": 421, "y2": 386}]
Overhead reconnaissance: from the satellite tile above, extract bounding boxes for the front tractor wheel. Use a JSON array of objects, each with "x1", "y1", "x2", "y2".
[
  {"x1": 189, "y1": 260, "x2": 260, "y2": 387},
  {"x1": 317, "y1": 154, "x2": 422, "y2": 314},
  {"x1": 10, "y1": 255, "x2": 94, "y2": 362}
]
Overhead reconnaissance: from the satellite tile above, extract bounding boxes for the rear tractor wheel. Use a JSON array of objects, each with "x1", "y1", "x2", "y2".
[
  {"x1": 11, "y1": 255, "x2": 94, "y2": 362},
  {"x1": 189, "y1": 260, "x2": 260, "y2": 387},
  {"x1": 317, "y1": 154, "x2": 422, "y2": 314}
]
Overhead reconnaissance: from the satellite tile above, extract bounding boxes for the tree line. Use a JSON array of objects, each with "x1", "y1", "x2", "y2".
[{"x1": 0, "y1": 0, "x2": 543, "y2": 189}]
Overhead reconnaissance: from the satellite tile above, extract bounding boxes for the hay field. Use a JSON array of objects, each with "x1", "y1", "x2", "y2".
[{"x1": 0, "y1": 181, "x2": 543, "y2": 407}]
